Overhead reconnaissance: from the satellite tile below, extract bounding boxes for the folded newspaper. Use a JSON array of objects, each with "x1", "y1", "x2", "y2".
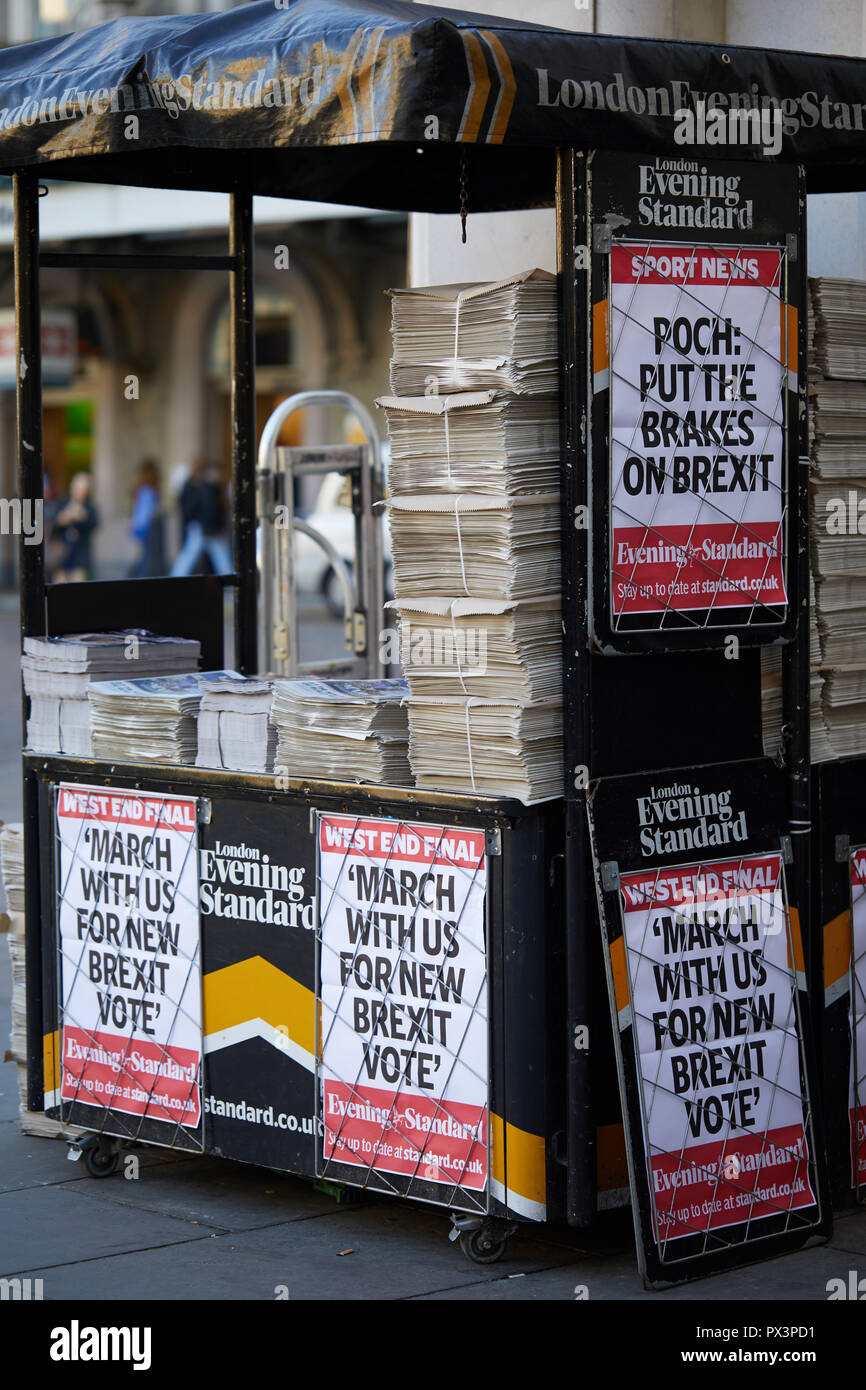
[
  {"x1": 23, "y1": 630, "x2": 201, "y2": 756},
  {"x1": 271, "y1": 678, "x2": 412, "y2": 785},
  {"x1": 385, "y1": 492, "x2": 561, "y2": 600},
  {"x1": 388, "y1": 269, "x2": 559, "y2": 396},
  {"x1": 407, "y1": 697, "x2": 563, "y2": 804},
  {"x1": 88, "y1": 670, "x2": 239, "y2": 764},
  {"x1": 376, "y1": 392, "x2": 560, "y2": 495},
  {"x1": 387, "y1": 596, "x2": 562, "y2": 702},
  {"x1": 196, "y1": 676, "x2": 276, "y2": 773}
]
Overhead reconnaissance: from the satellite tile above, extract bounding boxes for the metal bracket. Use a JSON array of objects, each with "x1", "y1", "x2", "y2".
[
  {"x1": 835, "y1": 833, "x2": 851, "y2": 864},
  {"x1": 780, "y1": 834, "x2": 793, "y2": 865},
  {"x1": 485, "y1": 828, "x2": 502, "y2": 857},
  {"x1": 197, "y1": 798, "x2": 212, "y2": 826},
  {"x1": 309, "y1": 808, "x2": 319, "y2": 834},
  {"x1": 349, "y1": 610, "x2": 367, "y2": 655},
  {"x1": 786, "y1": 232, "x2": 798, "y2": 262},
  {"x1": 600, "y1": 860, "x2": 620, "y2": 892},
  {"x1": 592, "y1": 223, "x2": 612, "y2": 254}
]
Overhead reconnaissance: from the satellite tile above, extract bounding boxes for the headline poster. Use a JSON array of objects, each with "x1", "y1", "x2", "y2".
[
  {"x1": 609, "y1": 240, "x2": 786, "y2": 621},
  {"x1": 317, "y1": 814, "x2": 488, "y2": 1195},
  {"x1": 619, "y1": 850, "x2": 816, "y2": 1243},
  {"x1": 850, "y1": 849, "x2": 866, "y2": 1188},
  {"x1": 56, "y1": 783, "x2": 202, "y2": 1129}
]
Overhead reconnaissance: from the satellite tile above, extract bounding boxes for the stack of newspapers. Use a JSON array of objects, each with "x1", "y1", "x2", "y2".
[
  {"x1": 22, "y1": 631, "x2": 200, "y2": 756},
  {"x1": 196, "y1": 676, "x2": 276, "y2": 773},
  {"x1": 385, "y1": 493, "x2": 561, "y2": 599},
  {"x1": 379, "y1": 270, "x2": 563, "y2": 802},
  {"x1": 88, "y1": 669, "x2": 238, "y2": 764},
  {"x1": 270, "y1": 678, "x2": 412, "y2": 784},
  {"x1": 807, "y1": 275, "x2": 866, "y2": 758},
  {"x1": 387, "y1": 270, "x2": 558, "y2": 396},
  {"x1": 810, "y1": 277, "x2": 866, "y2": 379},
  {"x1": 377, "y1": 392, "x2": 560, "y2": 495}
]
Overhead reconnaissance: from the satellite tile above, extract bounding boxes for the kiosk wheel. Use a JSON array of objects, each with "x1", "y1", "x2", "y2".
[
  {"x1": 83, "y1": 1138, "x2": 121, "y2": 1178},
  {"x1": 459, "y1": 1226, "x2": 508, "y2": 1264}
]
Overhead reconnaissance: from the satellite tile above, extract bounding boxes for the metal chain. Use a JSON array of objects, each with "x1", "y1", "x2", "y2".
[{"x1": 459, "y1": 150, "x2": 468, "y2": 244}]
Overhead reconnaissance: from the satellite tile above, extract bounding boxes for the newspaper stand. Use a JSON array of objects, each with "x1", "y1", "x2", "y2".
[{"x1": 5, "y1": 0, "x2": 866, "y2": 1280}]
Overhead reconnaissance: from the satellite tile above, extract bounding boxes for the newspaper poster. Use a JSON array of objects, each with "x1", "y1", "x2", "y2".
[
  {"x1": 318, "y1": 814, "x2": 488, "y2": 1192},
  {"x1": 56, "y1": 783, "x2": 202, "y2": 1128},
  {"x1": 850, "y1": 849, "x2": 866, "y2": 1187},
  {"x1": 609, "y1": 241, "x2": 786, "y2": 618},
  {"x1": 619, "y1": 851, "x2": 816, "y2": 1242}
]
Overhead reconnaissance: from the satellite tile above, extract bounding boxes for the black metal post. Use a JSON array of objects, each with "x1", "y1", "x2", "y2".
[
  {"x1": 229, "y1": 189, "x2": 257, "y2": 674},
  {"x1": 14, "y1": 169, "x2": 45, "y2": 1110},
  {"x1": 557, "y1": 148, "x2": 596, "y2": 1226}
]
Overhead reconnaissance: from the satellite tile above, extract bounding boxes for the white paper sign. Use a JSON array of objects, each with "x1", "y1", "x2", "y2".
[
  {"x1": 56, "y1": 783, "x2": 202, "y2": 1128},
  {"x1": 318, "y1": 814, "x2": 488, "y2": 1191},
  {"x1": 609, "y1": 242, "x2": 786, "y2": 620},
  {"x1": 620, "y1": 852, "x2": 815, "y2": 1242}
]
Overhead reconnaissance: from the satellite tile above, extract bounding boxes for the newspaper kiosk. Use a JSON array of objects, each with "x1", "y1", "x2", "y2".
[{"x1": 6, "y1": 0, "x2": 866, "y2": 1283}]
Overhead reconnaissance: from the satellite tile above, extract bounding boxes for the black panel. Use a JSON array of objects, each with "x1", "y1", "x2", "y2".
[{"x1": 46, "y1": 576, "x2": 227, "y2": 671}]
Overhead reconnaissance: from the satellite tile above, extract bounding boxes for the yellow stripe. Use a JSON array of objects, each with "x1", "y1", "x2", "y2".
[
  {"x1": 333, "y1": 28, "x2": 366, "y2": 132},
  {"x1": 355, "y1": 25, "x2": 385, "y2": 134},
  {"x1": 593, "y1": 300, "x2": 609, "y2": 375},
  {"x1": 458, "y1": 32, "x2": 491, "y2": 143},
  {"x1": 203, "y1": 957, "x2": 316, "y2": 1056},
  {"x1": 479, "y1": 31, "x2": 515, "y2": 144},
  {"x1": 787, "y1": 905, "x2": 806, "y2": 978},
  {"x1": 824, "y1": 909, "x2": 851, "y2": 992},
  {"x1": 783, "y1": 303, "x2": 798, "y2": 374},
  {"x1": 609, "y1": 935, "x2": 630, "y2": 1013},
  {"x1": 44, "y1": 1029, "x2": 60, "y2": 1093},
  {"x1": 490, "y1": 1112, "x2": 546, "y2": 1207}
]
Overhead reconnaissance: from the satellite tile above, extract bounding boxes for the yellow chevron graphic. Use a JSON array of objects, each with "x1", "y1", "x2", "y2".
[
  {"x1": 479, "y1": 31, "x2": 516, "y2": 144},
  {"x1": 458, "y1": 32, "x2": 491, "y2": 143},
  {"x1": 203, "y1": 956, "x2": 317, "y2": 1056}
]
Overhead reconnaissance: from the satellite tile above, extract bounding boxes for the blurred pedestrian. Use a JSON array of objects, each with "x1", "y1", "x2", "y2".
[
  {"x1": 171, "y1": 459, "x2": 232, "y2": 576},
  {"x1": 53, "y1": 471, "x2": 98, "y2": 582},
  {"x1": 128, "y1": 459, "x2": 166, "y2": 578}
]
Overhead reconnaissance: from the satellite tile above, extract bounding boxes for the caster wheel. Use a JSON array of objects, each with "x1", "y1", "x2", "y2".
[
  {"x1": 83, "y1": 1141, "x2": 120, "y2": 1178},
  {"x1": 459, "y1": 1227, "x2": 508, "y2": 1264}
]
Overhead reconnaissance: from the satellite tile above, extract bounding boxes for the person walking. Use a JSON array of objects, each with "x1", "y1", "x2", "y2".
[
  {"x1": 52, "y1": 472, "x2": 99, "y2": 582},
  {"x1": 128, "y1": 459, "x2": 166, "y2": 578},
  {"x1": 170, "y1": 459, "x2": 232, "y2": 576}
]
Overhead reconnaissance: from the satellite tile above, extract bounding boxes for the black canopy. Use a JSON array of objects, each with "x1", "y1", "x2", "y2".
[{"x1": 0, "y1": 0, "x2": 864, "y2": 210}]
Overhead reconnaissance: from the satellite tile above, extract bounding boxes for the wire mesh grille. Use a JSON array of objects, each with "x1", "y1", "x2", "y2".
[
  {"x1": 315, "y1": 813, "x2": 489, "y2": 1214},
  {"x1": 618, "y1": 849, "x2": 819, "y2": 1261},
  {"x1": 54, "y1": 784, "x2": 204, "y2": 1151},
  {"x1": 607, "y1": 239, "x2": 789, "y2": 634}
]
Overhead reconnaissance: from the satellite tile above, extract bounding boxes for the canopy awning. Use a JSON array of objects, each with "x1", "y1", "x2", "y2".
[{"x1": 0, "y1": 0, "x2": 864, "y2": 210}]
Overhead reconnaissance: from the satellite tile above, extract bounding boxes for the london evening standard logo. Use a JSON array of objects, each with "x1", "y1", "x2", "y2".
[
  {"x1": 199, "y1": 839, "x2": 313, "y2": 928},
  {"x1": 636, "y1": 782, "x2": 747, "y2": 857}
]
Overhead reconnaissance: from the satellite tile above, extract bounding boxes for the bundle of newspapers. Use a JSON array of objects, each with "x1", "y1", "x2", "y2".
[
  {"x1": 88, "y1": 669, "x2": 239, "y2": 764},
  {"x1": 23, "y1": 631, "x2": 200, "y2": 756},
  {"x1": 387, "y1": 269, "x2": 558, "y2": 396},
  {"x1": 385, "y1": 492, "x2": 561, "y2": 600},
  {"x1": 388, "y1": 597, "x2": 561, "y2": 702},
  {"x1": 407, "y1": 698, "x2": 563, "y2": 804},
  {"x1": 380, "y1": 269, "x2": 563, "y2": 803},
  {"x1": 761, "y1": 578, "x2": 834, "y2": 761},
  {"x1": 196, "y1": 676, "x2": 276, "y2": 773},
  {"x1": 271, "y1": 678, "x2": 411, "y2": 785},
  {"x1": 376, "y1": 392, "x2": 560, "y2": 495},
  {"x1": 810, "y1": 276, "x2": 866, "y2": 379},
  {"x1": 806, "y1": 275, "x2": 866, "y2": 758}
]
